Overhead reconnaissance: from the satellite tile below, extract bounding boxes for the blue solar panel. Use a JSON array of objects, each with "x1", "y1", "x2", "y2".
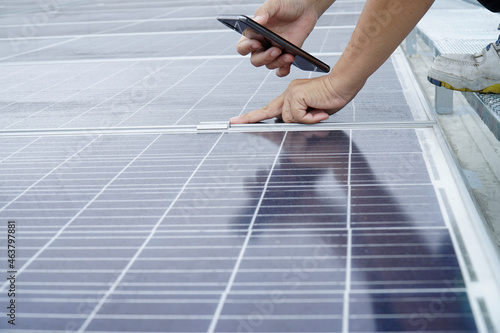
[
  {"x1": 0, "y1": 0, "x2": 499, "y2": 332},
  {"x1": 0, "y1": 129, "x2": 491, "y2": 332}
]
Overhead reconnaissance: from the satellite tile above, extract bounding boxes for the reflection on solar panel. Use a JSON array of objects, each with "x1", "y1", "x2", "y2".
[{"x1": 0, "y1": 0, "x2": 499, "y2": 333}]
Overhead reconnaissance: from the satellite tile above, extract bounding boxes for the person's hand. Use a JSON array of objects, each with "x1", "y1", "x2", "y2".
[
  {"x1": 230, "y1": 75, "x2": 358, "y2": 124},
  {"x1": 237, "y1": 0, "x2": 319, "y2": 77}
]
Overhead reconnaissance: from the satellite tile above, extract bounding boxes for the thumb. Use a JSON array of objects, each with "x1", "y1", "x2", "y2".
[
  {"x1": 253, "y1": 0, "x2": 280, "y2": 25},
  {"x1": 298, "y1": 109, "x2": 330, "y2": 124},
  {"x1": 287, "y1": 91, "x2": 330, "y2": 124}
]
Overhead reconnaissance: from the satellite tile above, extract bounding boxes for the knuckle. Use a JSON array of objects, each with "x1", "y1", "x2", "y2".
[
  {"x1": 250, "y1": 56, "x2": 263, "y2": 67},
  {"x1": 266, "y1": 54, "x2": 276, "y2": 63},
  {"x1": 283, "y1": 114, "x2": 294, "y2": 123},
  {"x1": 282, "y1": 107, "x2": 294, "y2": 123},
  {"x1": 289, "y1": 79, "x2": 305, "y2": 92},
  {"x1": 266, "y1": 57, "x2": 286, "y2": 71}
]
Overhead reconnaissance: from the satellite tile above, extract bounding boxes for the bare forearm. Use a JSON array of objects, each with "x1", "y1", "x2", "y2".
[
  {"x1": 230, "y1": 0, "x2": 435, "y2": 124},
  {"x1": 329, "y1": 0, "x2": 434, "y2": 96}
]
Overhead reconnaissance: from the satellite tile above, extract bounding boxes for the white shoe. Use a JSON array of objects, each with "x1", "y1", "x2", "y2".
[{"x1": 428, "y1": 28, "x2": 500, "y2": 94}]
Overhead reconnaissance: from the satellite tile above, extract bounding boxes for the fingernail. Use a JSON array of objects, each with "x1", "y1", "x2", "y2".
[
  {"x1": 254, "y1": 15, "x2": 263, "y2": 22},
  {"x1": 230, "y1": 116, "x2": 239, "y2": 123},
  {"x1": 271, "y1": 49, "x2": 279, "y2": 57}
]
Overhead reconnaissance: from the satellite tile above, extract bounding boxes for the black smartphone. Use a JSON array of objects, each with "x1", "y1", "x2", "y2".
[{"x1": 217, "y1": 14, "x2": 330, "y2": 73}]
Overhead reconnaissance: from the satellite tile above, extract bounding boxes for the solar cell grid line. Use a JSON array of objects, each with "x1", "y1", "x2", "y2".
[
  {"x1": 173, "y1": 59, "x2": 245, "y2": 126},
  {"x1": 1, "y1": 25, "x2": 233, "y2": 41},
  {"x1": 211, "y1": 130, "x2": 486, "y2": 333},
  {"x1": 1, "y1": 61, "x2": 116, "y2": 128},
  {"x1": 207, "y1": 132, "x2": 287, "y2": 333},
  {"x1": 81, "y1": 29, "x2": 214, "y2": 60},
  {"x1": 0, "y1": 16, "x2": 215, "y2": 30},
  {"x1": 4, "y1": 60, "x2": 196, "y2": 130},
  {"x1": 2, "y1": 30, "x2": 216, "y2": 128},
  {"x1": 0, "y1": 135, "x2": 102, "y2": 290},
  {"x1": 87, "y1": 7, "x2": 186, "y2": 36},
  {"x1": 0, "y1": 5, "x2": 184, "y2": 62},
  {"x1": 66, "y1": 33, "x2": 160, "y2": 59},
  {"x1": 0, "y1": 135, "x2": 159, "y2": 196},
  {"x1": 0, "y1": 136, "x2": 41, "y2": 163},
  {"x1": 2, "y1": 134, "x2": 160, "y2": 255},
  {"x1": 111, "y1": 47, "x2": 244, "y2": 127},
  {"x1": 174, "y1": 62, "x2": 282, "y2": 126},
  {"x1": 342, "y1": 130, "x2": 353, "y2": 333},
  {"x1": 0, "y1": 134, "x2": 105, "y2": 206},
  {"x1": 0, "y1": 62, "x2": 64, "y2": 93},
  {"x1": 1, "y1": 4, "x2": 242, "y2": 36},
  {"x1": 0, "y1": 0, "x2": 499, "y2": 332},
  {"x1": 72, "y1": 133, "x2": 226, "y2": 333},
  {"x1": 2, "y1": 60, "x2": 262, "y2": 130},
  {"x1": 0, "y1": 9, "x2": 356, "y2": 61},
  {"x1": 0, "y1": 62, "x2": 27, "y2": 80},
  {"x1": 56, "y1": 60, "x2": 178, "y2": 129},
  {"x1": 2, "y1": 34, "x2": 414, "y2": 128},
  {"x1": 0, "y1": 36, "x2": 82, "y2": 62},
  {"x1": 227, "y1": 69, "x2": 274, "y2": 119},
  {"x1": 0, "y1": 133, "x2": 221, "y2": 330},
  {"x1": 316, "y1": 12, "x2": 343, "y2": 58}
]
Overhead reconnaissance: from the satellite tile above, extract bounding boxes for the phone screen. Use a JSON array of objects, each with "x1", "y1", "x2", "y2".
[{"x1": 217, "y1": 14, "x2": 330, "y2": 73}]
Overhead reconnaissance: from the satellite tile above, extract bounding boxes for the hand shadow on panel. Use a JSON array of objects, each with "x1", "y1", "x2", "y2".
[{"x1": 227, "y1": 130, "x2": 476, "y2": 333}]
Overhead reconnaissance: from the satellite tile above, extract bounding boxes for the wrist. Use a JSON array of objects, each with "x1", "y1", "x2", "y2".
[
  {"x1": 327, "y1": 64, "x2": 366, "y2": 103},
  {"x1": 309, "y1": 0, "x2": 335, "y2": 18}
]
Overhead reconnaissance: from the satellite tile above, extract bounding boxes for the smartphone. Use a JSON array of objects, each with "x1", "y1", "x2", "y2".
[{"x1": 217, "y1": 14, "x2": 330, "y2": 73}]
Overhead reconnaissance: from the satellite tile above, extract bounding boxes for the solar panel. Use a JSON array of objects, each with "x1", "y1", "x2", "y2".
[
  {"x1": 0, "y1": 128, "x2": 498, "y2": 332},
  {"x1": 1, "y1": 0, "x2": 499, "y2": 332},
  {"x1": 0, "y1": 55, "x2": 418, "y2": 129}
]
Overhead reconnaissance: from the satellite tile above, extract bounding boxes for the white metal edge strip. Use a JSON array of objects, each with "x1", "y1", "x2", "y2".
[
  {"x1": 417, "y1": 126, "x2": 500, "y2": 333},
  {"x1": 391, "y1": 47, "x2": 434, "y2": 122},
  {"x1": 0, "y1": 121, "x2": 436, "y2": 137}
]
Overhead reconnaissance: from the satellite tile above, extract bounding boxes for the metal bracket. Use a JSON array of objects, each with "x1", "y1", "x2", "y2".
[
  {"x1": 435, "y1": 86, "x2": 454, "y2": 115},
  {"x1": 196, "y1": 122, "x2": 230, "y2": 132}
]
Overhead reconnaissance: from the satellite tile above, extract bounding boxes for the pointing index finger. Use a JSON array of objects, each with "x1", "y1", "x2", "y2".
[
  {"x1": 230, "y1": 95, "x2": 284, "y2": 124},
  {"x1": 230, "y1": 108, "x2": 273, "y2": 124}
]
